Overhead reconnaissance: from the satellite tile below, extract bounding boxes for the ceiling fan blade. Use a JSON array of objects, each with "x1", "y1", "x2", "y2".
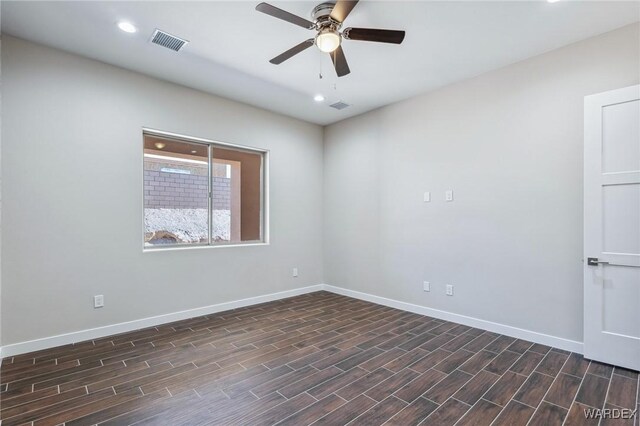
[
  {"x1": 343, "y1": 28, "x2": 405, "y2": 44},
  {"x1": 255, "y1": 3, "x2": 315, "y2": 30},
  {"x1": 269, "y1": 39, "x2": 314, "y2": 64},
  {"x1": 330, "y1": 45, "x2": 350, "y2": 77},
  {"x1": 330, "y1": 0, "x2": 359, "y2": 23}
]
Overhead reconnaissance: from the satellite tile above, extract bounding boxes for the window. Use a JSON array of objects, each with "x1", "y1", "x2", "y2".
[{"x1": 143, "y1": 130, "x2": 267, "y2": 248}]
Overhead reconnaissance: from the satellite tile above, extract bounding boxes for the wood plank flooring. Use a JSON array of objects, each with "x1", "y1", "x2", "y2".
[{"x1": 1, "y1": 291, "x2": 638, "y2": 425}]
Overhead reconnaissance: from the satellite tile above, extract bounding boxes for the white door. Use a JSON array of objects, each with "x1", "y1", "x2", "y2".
[{"x1": 584, "y1": 85, "x2": 640, "y2": 371}]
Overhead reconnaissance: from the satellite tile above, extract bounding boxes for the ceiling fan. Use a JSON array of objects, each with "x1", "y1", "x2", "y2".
[{"x1": 255, "y1": 0, "x2": 405, "y2": 77}]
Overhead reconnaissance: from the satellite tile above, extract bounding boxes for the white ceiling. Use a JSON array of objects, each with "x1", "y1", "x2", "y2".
[{"x1": 2, "y1": 1, "x2": 639, "y2": 125}]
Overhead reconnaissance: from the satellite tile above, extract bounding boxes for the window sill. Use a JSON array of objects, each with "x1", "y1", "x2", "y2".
[{"x1": 143, "y1": 242, "x2": 269, "y2": 252}]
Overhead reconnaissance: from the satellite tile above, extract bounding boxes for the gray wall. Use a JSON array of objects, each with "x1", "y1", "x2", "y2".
[
  {"x1": 1, "y1": 36, "x2": 324, "y2": 346},
  {"x1": 323, "y1": 23, "x2": 640, "y2": 343}
]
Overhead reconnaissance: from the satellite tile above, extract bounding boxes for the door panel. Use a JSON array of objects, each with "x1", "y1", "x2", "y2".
[
  {"x1": 602, "y1": 100, "x2": 640, "y2": 173},
  {"x1": 584, "y1": 85, "x2": 640, "y2": 371},
  {"x1": 603, "y1": 183, "x2": 640, "y2": 254},
  {"x1": 602, "y1": 266, "x2": 640, "y2": 338}
]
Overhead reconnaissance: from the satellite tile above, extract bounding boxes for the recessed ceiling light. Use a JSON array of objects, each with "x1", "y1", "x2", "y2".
[
  {"x1": 191, "y1": 150, "x2": 197, "y2": 154},
  {"x1": 117, "y1": 21, "x2": 137, "y2": 33},
  {"x1": 154, "y1": 142, "x2": 166, "y2": 149},
  {"x1": 314, "y1": 94, "x2": 325, "y2": 102},
  {"x1": 547, "y1": 0, "x2": 561, "y2": 3}
]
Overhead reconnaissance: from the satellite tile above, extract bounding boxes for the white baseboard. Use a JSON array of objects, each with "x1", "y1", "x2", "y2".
[
  {"x1": 0, "y1": 285, "x2": 324, "y2": 358},
  {"x1": 323, "y1": 284, "x2": 583, "y2": 354},
  {"x1": 0, "y1": 282, "x2": 583, "y2": 358}
]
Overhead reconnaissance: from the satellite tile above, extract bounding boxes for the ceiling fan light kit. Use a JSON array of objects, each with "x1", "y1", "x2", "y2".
[
  {"x1": 316, "y1": 29, "x2": 341, "y2": 53},
  {"x1": 256, "y1": 0, "x2": 405, "y2": 77}
]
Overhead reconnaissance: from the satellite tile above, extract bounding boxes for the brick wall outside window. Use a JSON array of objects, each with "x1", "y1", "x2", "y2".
[{"x1": 143, "y1": 159, "x2": 231, "y2": 210}]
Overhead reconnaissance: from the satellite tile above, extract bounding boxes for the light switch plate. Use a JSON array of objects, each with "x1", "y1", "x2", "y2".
[
  {"x1": 445, "y1": 190, "x2": 453, "y2": 202},
  {"x1": 423, "y1": 192, "x2": 431, "y2": 202},
  {"x1": 94, "y1": 295, "x2": 104, "y2": 308}
]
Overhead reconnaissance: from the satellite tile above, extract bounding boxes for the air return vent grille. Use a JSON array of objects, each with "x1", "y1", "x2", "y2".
[
  {"x1": 329, "y1": 101, "x2": 350, "y2": 110},
  {"x1": 150, "y1": 29, "x2": 189, "y2": 52}
]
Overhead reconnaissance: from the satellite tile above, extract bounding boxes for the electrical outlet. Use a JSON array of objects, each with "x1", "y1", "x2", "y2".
[
  {"x1": 292, "y1": 267, "x2": 298, "y2": 277},
  {"x1": 94, "y1": 295, "x2": 104, "y2": 308},
  {"x1": 446, "y1": 285, "x2": 454, "y2": 296},
  {"x1": 423, "y1": 281, "x2": 430, "y2": 292}
]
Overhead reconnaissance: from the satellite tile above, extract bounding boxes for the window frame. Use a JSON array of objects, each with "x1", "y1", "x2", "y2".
[{"x1": 142, "y1": 128, "x2": 269, "y2": 251}]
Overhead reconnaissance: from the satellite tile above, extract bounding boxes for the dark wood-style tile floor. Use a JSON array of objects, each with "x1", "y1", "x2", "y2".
[{"x1": 1, "y1": 291, "x2": 638, "y2": 425}]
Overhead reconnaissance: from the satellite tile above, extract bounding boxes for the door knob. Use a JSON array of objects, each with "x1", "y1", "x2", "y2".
[{"x1": 587, "y1": 257, "x2": 609, "y2": 266}]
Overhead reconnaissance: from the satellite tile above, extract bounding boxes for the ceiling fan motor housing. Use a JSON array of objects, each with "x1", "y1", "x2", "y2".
[{"x1": 312, "y1": 2, "x2": 341, "y2": 29}]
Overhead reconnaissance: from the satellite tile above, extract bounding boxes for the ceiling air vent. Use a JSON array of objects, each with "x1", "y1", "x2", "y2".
[
  {"x1": 329, "y1": 101, "x2": 350, "y2": 110},
  {"x1": 150, "y1": 29, "x2": 189, "y2": 52}
]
